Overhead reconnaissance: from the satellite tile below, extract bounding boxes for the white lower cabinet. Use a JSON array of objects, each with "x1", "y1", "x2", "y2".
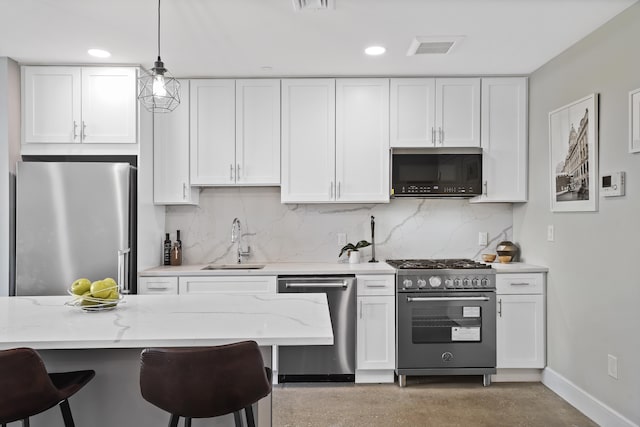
[
  {"x1": 355, "y1": 275, "x2": 395, "y2": 383},
  {"x1": 138, "y1": 277, "x2": 178, "y2": 295},
  {"x1": 178, "y1": 276, "x2": 277, "y2": 294},
  {"x1": 496, "y1": 273, "x2": 546, "y2": 370}
]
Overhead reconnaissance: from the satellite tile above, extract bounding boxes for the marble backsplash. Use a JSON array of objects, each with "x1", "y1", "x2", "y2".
[{"x1": 164, "y1": 187, "x2": 513, "y2": 265}]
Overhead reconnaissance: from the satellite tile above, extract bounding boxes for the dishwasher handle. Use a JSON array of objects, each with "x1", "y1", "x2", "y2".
[{"x1": 285, "y1": 282, "x2": 348, "y2": 289}]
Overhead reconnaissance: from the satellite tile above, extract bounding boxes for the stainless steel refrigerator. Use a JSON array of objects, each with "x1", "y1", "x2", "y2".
[{"x1": 15, "y1": 161, "x2": 136, "y2": 296}]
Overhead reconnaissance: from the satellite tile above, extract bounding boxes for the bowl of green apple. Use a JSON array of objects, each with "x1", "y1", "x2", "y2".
[{"x1": 66, "y1": 277, "x2": 124, "y2": 312}]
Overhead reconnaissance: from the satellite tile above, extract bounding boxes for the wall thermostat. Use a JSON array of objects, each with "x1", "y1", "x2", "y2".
[{"x1": 601, "y1": 172, "x2": 625, "y2": 197}]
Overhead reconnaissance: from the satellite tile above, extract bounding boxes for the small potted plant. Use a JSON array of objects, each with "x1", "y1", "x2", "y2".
[{"x1": 339, "y1": 240, "x2": 371, "y2": 264}]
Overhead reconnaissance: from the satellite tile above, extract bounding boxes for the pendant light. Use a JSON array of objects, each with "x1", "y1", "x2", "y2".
[{"x1": 138, "y1": 0, "x2": 180, "y2": 113}]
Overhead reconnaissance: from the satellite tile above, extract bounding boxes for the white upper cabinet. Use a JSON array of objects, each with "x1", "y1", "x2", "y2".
[
  {"x1": 281, "y1": 78, "x2": 390, "y2": 203},
  {"x1": 190, "y1": 79, "x2": 280, "y2": 186},
  {"x1": 153, "y1": 79, "x2": 199, "y2": 205},
  {"x1": 22, "y1": 66, "x2": 137, "y2": 148},
  {"x1": 235, "y1": 79, "x2": 281, "y2": 185},
  {"x1": 189, "y1": 79, "x2": 236, "y2": 185},
  {"x1": 336, "y1": 79, "x2": 390, "y2": 203},
  {"x1": 281, "y1": 79, "x2": 336, "y2": 203},
  {"x1": 471, "y1": 77, "x2": 528, "y2": 203},
  {"x1": 390, "y1": 77, "x2": 480, "y2": 148}
]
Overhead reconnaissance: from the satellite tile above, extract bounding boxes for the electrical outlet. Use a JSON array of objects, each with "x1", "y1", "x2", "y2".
[
  {"x1": 547, "y1": 225, "x2": 555, "y2": 242},
  {"x1": 478, "y1": 232, "x2": 488, "y2": 246},
  {"x1": 608, "y1": 354, "x2": 618, "y2": 379},
  {"x1": 337, "y1": 233, "x2": 347, "y2": 246}
]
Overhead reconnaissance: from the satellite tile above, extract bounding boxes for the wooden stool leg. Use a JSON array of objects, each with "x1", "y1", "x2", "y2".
[
  {"x1": 168, "y1": 414, "x2": 180, "y2": 427},
  {"x1": 233, "y1": 410, "x2": 243, "y2": 427},
  {"x1": 184, "y1": 417, "x2": 192, "y2": 427},
  {"x1": 59, "y1": 399, "x2": 75, "y2": 427},
  {"x1": 245, "y1": 405, "x2": 256, "y2": 427}
]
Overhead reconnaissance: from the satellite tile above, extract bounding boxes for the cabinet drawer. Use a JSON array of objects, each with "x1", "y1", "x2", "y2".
[
  {"x1": 496, "y1": 273, "x2": 544, "y2": 295},
  {"x1": 356, "y1": 275, "x2": 395, "y2": 296},
  {"x1": 178, "y1": 276, "x2": 276, "y2": 294},
  {"x1": 138, "y1": 277, "x2": 178, "y2": 294}
]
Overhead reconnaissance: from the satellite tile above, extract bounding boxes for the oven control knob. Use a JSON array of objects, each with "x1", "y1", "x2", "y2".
[
  {"x1": 428, "y1": 276, "x2": 442, "y2": 288},
  {"x1": 481, "y1": 278, "x2": 490, "y2": 287},
  {"x1": 444, "y1": 279, "x2": 454, "y2": 288},
  {"x1": 454, "y1": 278, "x2": 462, "y2": 288},
  {"x1": 402, "y1": 279, "x2": 414, "y2": 289},
  {"x1": 417, "y1": 279, "x2": 427, "y2": 288},
  {"x1": 463, "y1": 278, "x2": 472, "y2": 288},
  {"x1": 472, "y1": 278, "x2": 481, "y2": 287}
]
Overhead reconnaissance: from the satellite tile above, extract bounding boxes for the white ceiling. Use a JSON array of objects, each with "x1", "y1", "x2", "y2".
[{"x1": 0, "y1": 0, "x2": 636, "y2": 78}]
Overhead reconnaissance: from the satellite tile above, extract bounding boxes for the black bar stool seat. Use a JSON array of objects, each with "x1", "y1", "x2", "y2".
[
  {"x1": 140, "y1": 340, "x2": 272, "y2": 427},
  {"x1": 0, "y1": 347, "x2": 95, "y2": 427}
]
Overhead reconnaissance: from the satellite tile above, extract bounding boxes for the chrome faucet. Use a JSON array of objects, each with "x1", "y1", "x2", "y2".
[{"x1": 231, "y1": 217, "x2": 250, "y2": 264}]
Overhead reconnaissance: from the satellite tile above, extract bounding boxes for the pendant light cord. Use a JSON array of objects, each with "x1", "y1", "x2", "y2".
[{"x1": 157, "y1": 0, "x2": 161, "y2": 60}]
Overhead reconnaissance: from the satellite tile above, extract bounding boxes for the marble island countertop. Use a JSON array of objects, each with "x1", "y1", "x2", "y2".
[
  {"x1": 483, "y1": 262, "x2": 549, "y2": 273},
  {"x1": 140, "y1": 261, "x2": 397, "y2": 277},
  {"x1": 0, "y1": 294, "x2": 333, "y2": 351}
]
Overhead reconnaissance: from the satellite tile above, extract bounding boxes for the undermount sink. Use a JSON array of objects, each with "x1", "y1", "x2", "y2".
[{"x1": 201, "y1": 264, "x2": 265, "y2": 270}]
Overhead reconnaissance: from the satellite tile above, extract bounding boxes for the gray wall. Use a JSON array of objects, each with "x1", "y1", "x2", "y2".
[
  {"x1": 0, "y1": 57, "x2": 20, "y2": 296},
  {"x1": 513, "y1": 3, "x2": 640, "y2": 424}
]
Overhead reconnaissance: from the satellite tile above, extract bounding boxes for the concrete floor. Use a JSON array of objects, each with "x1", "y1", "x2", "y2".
[{"x1": 272, "y1": 377, "x2": 597, "y2": 427}]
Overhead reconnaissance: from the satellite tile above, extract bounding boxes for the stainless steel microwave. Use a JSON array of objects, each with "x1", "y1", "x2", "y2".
[{"x1": 391, "y1": 148, "x2": 483, "y2": 197}]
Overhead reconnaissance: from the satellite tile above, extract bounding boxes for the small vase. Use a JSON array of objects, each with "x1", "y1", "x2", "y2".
[{"x1": 349, "y1": 251, "x2": 360, "y2": 264}]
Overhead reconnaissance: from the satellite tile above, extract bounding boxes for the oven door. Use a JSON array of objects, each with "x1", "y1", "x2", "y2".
[{"x1": 397, "y1": 291, "x2": 496, "y2": 369}]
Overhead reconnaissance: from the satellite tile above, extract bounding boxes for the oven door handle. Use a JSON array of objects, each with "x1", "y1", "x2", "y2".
[{"x1": 406, "y1": 296, "x2": 490, "y2": 302}]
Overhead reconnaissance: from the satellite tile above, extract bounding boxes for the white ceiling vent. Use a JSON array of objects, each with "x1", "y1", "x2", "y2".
[
  {"x1": 292, "y1": 0, "x2": 335, "y2": 11},
  {"x1": 407, "y1": 36, "x2": 465, "y2": 56}
]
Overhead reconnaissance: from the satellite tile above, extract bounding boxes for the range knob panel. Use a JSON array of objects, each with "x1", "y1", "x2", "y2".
[
  {"x1": 417, "y1": 279, "x2": 427, "y2": 288},
  {"x1": 402, "y1": 279, "x2": 414, "y2": 289},
  {"x1": 428, "y1": 276, "x2": 442, "y2": 288}
]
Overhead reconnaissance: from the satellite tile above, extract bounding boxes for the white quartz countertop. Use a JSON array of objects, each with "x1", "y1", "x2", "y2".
[
  {"x1": 483, "y1": 262, "x2": 549, "y2": 273},
  {"x1": 0, "y1": 294, "x2": 333, "y2": 350},
  {"x1": 140, "y1": 262, "x2": 397, "y2": 277}
]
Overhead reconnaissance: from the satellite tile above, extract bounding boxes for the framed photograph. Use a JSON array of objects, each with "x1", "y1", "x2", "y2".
[
  {"x1": 548, "y1": 94, "x2": 598, "y2": 212},
  {"x1": 630, "y1": 88, "x2": 640, "y2": 153}
]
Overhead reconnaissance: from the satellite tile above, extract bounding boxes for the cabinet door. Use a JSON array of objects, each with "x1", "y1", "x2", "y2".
[
  {"x1": 473, "y1": 78, "x2": 528, "y2": 202},
  {"x1": 435, "y1": 78, "x2": 480, "y2": 147},
  {"x1": 138, "y1": 277, "x2": 179, "y2": 294},
  {"x1": 153, "y1": 79, "x2": 199, "y2": 205},
  {"x1": 390, "y1": 78, "x2": 436, "y2": 147},
  {"x1": 190, "y1": 79, "x2": 236, "y2": 185},
  {"x1": 236, "y1": 79, "x2": 281, "y2": 185},
  {"x1": 178, "y1": 276, "x2": 277, "y2": 294},
  {"x1": 497, "y1": 294, "x2": 545, "y2": 369},
  {"x1": 81, "y1": 67, "x2": 137, "y2": 144},
  {"x1": 357, "y1": 295, "x2": 395, "y2": 370},
  {"x1": 22, "y1": 66, "x2": 81, "y2": 143},
  {"x1": 336, "y1": 79, "x2": 390, "y2": 203},
  {"x1": 281, "y1": 79, "x2": 335, "y2": 203}
]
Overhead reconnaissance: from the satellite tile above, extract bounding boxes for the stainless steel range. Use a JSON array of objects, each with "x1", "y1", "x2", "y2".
[{"x1": 387, "y1": 259, "x2": 496, "y2": 387}]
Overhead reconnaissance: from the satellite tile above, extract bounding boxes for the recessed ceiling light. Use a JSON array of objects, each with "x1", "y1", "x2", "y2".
[
  {"x1": 88, "y1": 49, "x2": 111, "y2": 58},
  {"x1": 365, "y1": 46, "x2": 386, "y2": 56}
]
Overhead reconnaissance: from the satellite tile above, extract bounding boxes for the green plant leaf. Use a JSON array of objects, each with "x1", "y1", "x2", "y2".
[
  {"x1": 338, "y1": 243, "x2": 356, "y2": 258},
  {"x1": 355, "y1": 240, "x2": 371, "y2": 250}
]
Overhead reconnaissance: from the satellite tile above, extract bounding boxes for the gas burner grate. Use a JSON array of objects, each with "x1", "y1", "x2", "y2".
[{"x1": 386, "y1": 258, "x2": 492, "y2": 270}]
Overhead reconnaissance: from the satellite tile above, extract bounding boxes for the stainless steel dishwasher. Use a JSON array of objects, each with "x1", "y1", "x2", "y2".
[{"x1": 277, "y1": 275, "x2": 356, "y2": 382}]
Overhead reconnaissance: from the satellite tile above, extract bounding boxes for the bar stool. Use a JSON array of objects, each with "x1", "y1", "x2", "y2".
[
  {"x1": 0, "y1": 347, "x2": 95, "y2": 427},
  {"x1": 140, "y1": 340, "x2": 272, "y2": 427}
]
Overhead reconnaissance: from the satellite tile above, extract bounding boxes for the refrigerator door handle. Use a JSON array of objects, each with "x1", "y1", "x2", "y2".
[{"x1": 118, "y1": 248, "x2": 131, "y2": 294}]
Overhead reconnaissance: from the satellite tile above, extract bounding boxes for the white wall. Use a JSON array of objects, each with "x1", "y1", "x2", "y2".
[
  {"x1": 0, "y1": 57, "x2": 20, "y2": 296},
  {"x1": 513, "y1": 3, "x2": 640, "y2": 424},
  {"x1": 165, "y1": 187, "x2": 513, "y2": 264}
]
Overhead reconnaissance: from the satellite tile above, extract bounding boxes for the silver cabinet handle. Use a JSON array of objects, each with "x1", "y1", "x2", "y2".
[
  {"x1": 438, "y1": 127, "x2": 443, "y2": 145},
  {"x1": 147, "y1": 283, "x2": 169, "y2": 290},
  {"x1": 73, "y1": 121, "x2": 78, "y2": 140},
  {"x1": 230, "y1": 164, "x2": 234, "y2": 181},
  {"x1": 237, "y1": 164, "x2": 241, "y2": 181},
  {"x1": 509, "y1": 282, "x2": 531, "y2": 286},
  {"x1": 366, "y1": 284, "x2": 387, "y2": 288},
  {"x1": 182, "y1": 183, "x2": 187, "y2": 199},
  {"x1": 117, "y1": 248, "x2": 131, "y2": 294},
  {"x1": 498, "y1": 298, "x2": 502, "y2": 317},
  {"x1": 407, "y1": 296, "x2": 489, "y2": 302},
  {"x1": 483, "y1": 181, "x2": 488, "y2": 196},
  {"x1": 359, "y1": 300, "x2": 363, "y2": 319},
  {"x1": 338, "y1": 182, "x2": 341, "y2": 199},
  {"x1": 330, "y1": 181, "x2": 334, "y2": 199},
  {"x1": 82, "y1": 121, "x2": 87, "y2": 139},
  {"x1": 431, "y1": 127, "x2": 435, "y2": 145}
]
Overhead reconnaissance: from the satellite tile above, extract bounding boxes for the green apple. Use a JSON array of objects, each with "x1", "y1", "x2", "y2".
[
  {"x1": 71, "y1": 278, "x2": 91, "y2": 295},
  {"x1": 90, "y1": 280, "x2": 111, "y2": 299},
  {"x1": 106, "y1": 289, "x2": 120, "y2": 300},
  {"x1": 103, "y1": 277, "x2": 118, "y2": 291},
  {"x1": 80, "y1": 291, "x2": 98, "y2": 306}
]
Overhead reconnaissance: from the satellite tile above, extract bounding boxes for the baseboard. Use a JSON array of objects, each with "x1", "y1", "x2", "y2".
[
  {"x1": 491, "y1": 368, "x2": 542, "y2": 382},
  {"x1": 355, "y1": 369, "x2": 395, "y2": 384},
  {"x1": 542, "y1": 367, "x2": 638, "y2": 427}
]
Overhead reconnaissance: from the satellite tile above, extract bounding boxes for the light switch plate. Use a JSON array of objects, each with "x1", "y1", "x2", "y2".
[
  {"x1": 337, "y1": 233, "x2": 347, "y2": 246},
  {"x1": 547, "y1": 225, "x2": 555, "y2": 242},
  {"x1": 478, "y1": 232, "x2": 488, "y2": 246}
]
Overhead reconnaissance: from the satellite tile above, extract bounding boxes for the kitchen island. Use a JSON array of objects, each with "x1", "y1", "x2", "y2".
[{"x1": 0, "y1": 293, "x2": 333, "y2": 427}]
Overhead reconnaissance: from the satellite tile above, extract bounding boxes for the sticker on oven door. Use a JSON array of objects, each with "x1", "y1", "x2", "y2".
[
  {"x1": 463, "y1": 306, "x2": 480, "y2": 317},
  {"x1": 452, "y1": 327, "x2": 480, "y2": 341}
]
